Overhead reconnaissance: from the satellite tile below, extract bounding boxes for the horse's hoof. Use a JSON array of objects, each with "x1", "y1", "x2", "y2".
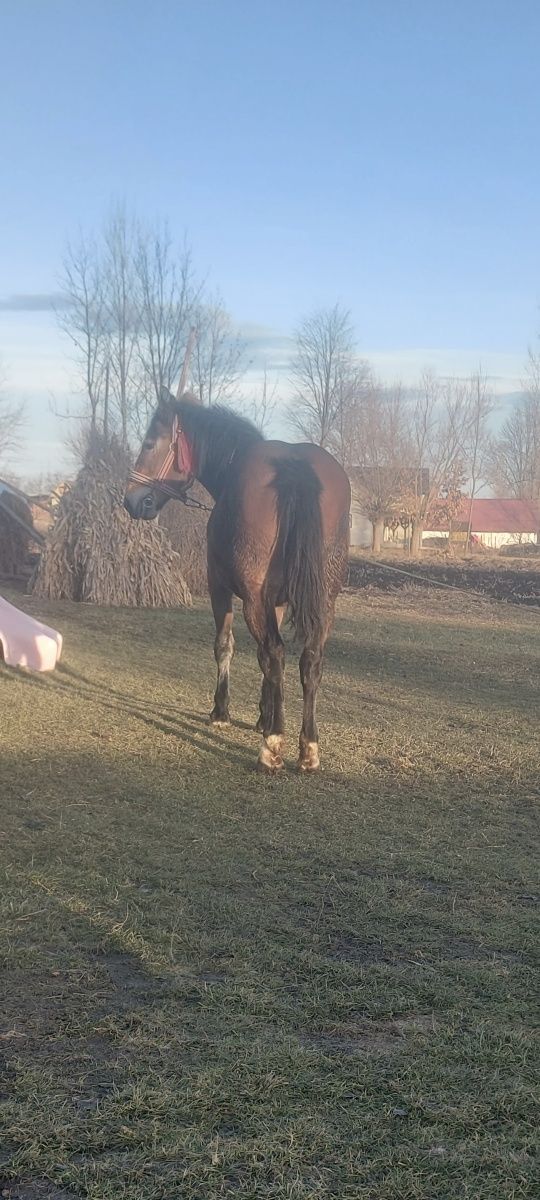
[
  {"x1": 209, "y1": 711, "x2": 230, "y2": 728},
  {"x1": 297, "y1": 742, "x2": 320, "y2": 773},
  {"x1": 256, "y1": 756, "x2": 283, "y2": 775},
  {"x1": 257, "y1": 735, "x2": 284, "y2": 774}
]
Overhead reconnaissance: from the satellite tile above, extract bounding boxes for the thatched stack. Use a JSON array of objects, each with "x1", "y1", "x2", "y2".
[
  {"x1": 0, "y1": 493, "x2": 33, "y2": 577},
  {"x1": 32, "y1": 457, "x2": 192, "y2": 607},
  {"x1": 159, "y1": 481, "x2": 211, "y2": 596}
]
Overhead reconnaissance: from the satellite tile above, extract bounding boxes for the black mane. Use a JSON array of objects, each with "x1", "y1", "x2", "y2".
[{"x1": 176, "y1": 401, "x2": 264, "y2": 497}]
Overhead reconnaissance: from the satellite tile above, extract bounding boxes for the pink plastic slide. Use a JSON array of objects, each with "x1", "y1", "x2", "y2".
[{"x1": 0, "y1": 595, "x2": 63, "y2": 671}]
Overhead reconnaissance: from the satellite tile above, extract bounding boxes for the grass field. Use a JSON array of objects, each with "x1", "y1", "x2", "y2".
[{"x1": 1, "y1": 586, "x2": 539, "y2": 1199}]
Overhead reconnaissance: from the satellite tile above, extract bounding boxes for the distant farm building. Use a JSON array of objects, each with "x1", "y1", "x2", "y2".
[
  {"x1": 427, "y1": 498, "x2": 540, "y2": 549},
  {"x1": 350, "y1": 493, "x2": 373, "y2": 547},
  {"x1": 350, "y1": 492, "x2": 539, "y2": 551}
]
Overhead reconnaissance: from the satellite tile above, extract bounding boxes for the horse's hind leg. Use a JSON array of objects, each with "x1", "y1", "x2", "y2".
[
  {"x1": 209, "y1": 584, "x2": 234, "y2": 726},
  {"x1": 255, "y1": 605, "x2": 286, "y2": 732},
  {"x1": 255, "y1": 678, "x2": 272, "y2": 735},
  {"x1": 244, "y1": 597, "x2": 285, "y2": 773},
  {"x1": 298, "y1": 526, "x2": 348, "y2": 771},
  {"x1": 297, "y1": 609, "x2": 334, "y2": 772}
]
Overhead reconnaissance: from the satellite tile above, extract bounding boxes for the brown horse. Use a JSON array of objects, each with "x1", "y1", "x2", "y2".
[{"x1": 124, "y1": 389, "x2": 350, "y2": 773}]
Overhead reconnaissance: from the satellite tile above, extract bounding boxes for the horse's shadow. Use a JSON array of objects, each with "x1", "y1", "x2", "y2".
[{"x1": 13, "y1": 660, "x2": 257, "y2": 772}]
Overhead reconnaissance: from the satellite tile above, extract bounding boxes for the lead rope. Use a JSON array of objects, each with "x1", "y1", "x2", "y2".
[{"x1": 179, "y1": 492, "x2": 213, "y2": 513}]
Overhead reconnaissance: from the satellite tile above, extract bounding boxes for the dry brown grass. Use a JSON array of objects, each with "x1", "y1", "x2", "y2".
[{"x1": 0, "y1": 587, "x2": 538, "y2": 1199}]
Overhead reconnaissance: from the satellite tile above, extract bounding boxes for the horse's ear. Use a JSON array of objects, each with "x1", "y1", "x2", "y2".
[{"x1": 158, "y1": 384, "x2": 175, "y2": 414}]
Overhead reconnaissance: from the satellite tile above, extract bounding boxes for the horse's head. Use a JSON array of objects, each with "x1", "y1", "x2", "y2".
[{"x1": 124, "y1": 387, "x2": 198, "y2": 520}]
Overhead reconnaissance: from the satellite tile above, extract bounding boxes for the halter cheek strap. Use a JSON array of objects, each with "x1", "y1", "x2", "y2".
[
  {"x1": 128, "y1": 415, "x2": 196, "y2": 498},
  {"x1": 177, "y1": 428, "x2": 195, "y2": 476}
]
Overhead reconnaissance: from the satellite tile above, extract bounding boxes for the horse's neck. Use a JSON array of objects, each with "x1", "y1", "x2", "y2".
[
  {"x1": 187, "y1": 415, "x2": 229, "y2": 500},
  {"x1": 196, "y1": 458, "x2": 226, "y2": 500},
  {"x1": 185, "y1": 407, "x2": 256, "y2": 500}
]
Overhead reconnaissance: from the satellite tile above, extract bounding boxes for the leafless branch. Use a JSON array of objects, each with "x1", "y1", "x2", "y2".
[
  {"x1": 192, "y1": 295, "x2": 247, "y2": 406},
  {"x1": 487, "y1": 352, "x2": 540, "y2": 501},
  {"x1": 287, "y1": 304, "x2": 355, "y2": 447},
  {"x1": 0, "y1": 362, "x2": 26, "y2": 470}
]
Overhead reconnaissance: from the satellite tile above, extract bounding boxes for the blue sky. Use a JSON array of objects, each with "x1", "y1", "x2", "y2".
[{"x1": 1, "y1": 0, "x2": 539, "y2": 475}]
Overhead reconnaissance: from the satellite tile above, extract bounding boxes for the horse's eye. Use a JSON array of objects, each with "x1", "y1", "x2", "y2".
[{"x1": 143, "y1": 441, "x2": 155, "y2": 451}]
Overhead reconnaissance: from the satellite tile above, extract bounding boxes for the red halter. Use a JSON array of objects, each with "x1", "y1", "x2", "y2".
[{"x1": 128, "y1": 415, "x2": 196, "y2": 498}]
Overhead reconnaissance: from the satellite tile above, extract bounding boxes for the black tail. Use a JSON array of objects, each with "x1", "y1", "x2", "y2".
[{"x1": 273, "y1": 459, "x2": 325, "y2": 643}]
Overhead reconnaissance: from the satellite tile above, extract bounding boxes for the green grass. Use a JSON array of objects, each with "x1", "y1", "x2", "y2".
[{"x1": 0, "y1": 587, "x2": 539, "y2": 1199}]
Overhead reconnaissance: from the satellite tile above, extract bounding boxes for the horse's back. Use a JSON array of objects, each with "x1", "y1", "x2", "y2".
[{"x1": 242, "y1": 440, "x2": 350, "y2": 542}]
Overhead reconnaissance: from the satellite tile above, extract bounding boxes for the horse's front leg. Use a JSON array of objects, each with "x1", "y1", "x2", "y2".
[{"x1": 209, "y1": 585, "x2": 234, "y2": 726}]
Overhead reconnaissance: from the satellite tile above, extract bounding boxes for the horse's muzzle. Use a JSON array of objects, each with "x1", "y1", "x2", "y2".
[{"x1": 123, "y1": 485, "x2": 159, "y2": 521}]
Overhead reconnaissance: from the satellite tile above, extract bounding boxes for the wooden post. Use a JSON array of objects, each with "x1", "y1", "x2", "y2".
[{"x1": 176, "y1": 327, "x2": 197, "y2": 400}]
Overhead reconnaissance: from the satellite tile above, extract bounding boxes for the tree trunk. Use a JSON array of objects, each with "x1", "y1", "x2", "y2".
[
  {"x1": 372, "y1": 516, "x2": 384, "y2": 554},
  {"x1": 103, "y1": 361, "x2": 110, "y2": 440},
  {"x1": 411, "y1": 520, "x2": 424, "y2": 555},
  {"x1": 465, "y1": 485, "x2": 475, "y2": 554}
]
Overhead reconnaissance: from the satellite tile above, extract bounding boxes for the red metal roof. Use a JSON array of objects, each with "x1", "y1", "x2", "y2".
[{"x1": 452, "y1": 498, "x2": 540, "y2": 533}]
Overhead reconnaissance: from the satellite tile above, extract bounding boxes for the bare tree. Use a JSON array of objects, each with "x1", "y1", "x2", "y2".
[
  {"x1": 238, "y1": 364, "x2": 279, "y2": 432},
  {"x1": 192, "y1": 295, "x2": 246, "y2": 405},
  {"x1": 287, "y1": 304, "x2": 356, "y2": 446},
  {"x1": 350, "y1": 383, "x2": 412, "y2": 552},
  {"x1": 134, "y1": 224, "x2": 200, "y2": 433},
  {"x1": 59, "y1": 206, "x2": 244, "y2": 448},
  {"x1": 330, "y1": 360, "x2": 375, "y2": 471},
  {"x1": 0, "y1": 362, "x2": 25, "y2": 470},
  {"x1": 60, "y1": 209, "x2": 191, "y2": 445},
  {"x1": 488, "y1": 353, "x2": 540, "y2": 502},
  {"x1": 102, "y1": 207, "x2": 140, "y2": 448},
  {"x1": 407, "y1": 372, "x2": 470, "y2": 553},
  {"x1": 58, "y1": 233, "x2": 109, "y2": 433},
  {"x1": 464, "y1": 370, "x2": 495, "y2": 551}
]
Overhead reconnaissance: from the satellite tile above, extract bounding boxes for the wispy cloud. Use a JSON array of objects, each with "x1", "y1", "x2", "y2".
[
  {"x1": 0, "y1": 292, "x2": 70, "y2": 313},
  {"x1": 364, "y1": 347, "x2": 525, "y2": 391},
  {"x1": 235, "y1": 324, "x2": 527, "y2": 394},
  {"x1": 235, "y1": 322, "x2": 294, "y2": 372}
]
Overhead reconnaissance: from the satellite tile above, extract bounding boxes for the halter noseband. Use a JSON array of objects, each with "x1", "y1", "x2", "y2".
[{"x1": 128, "y1": 415, "x2": 195, "y2": 499}]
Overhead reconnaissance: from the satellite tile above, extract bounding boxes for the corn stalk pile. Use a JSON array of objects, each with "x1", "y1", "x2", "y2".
[
  {"x1": 32, "y1": 459, "x2": 192, "y2": 607},
  {"x1": 158, "y1": 482, "x2": 211, "y2": 596}
]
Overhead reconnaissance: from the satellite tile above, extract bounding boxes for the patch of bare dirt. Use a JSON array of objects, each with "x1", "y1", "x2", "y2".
[
  {"x1": 326, "y1": 936, "x2": 393, "y2": 965},
  {"x1": 327, "y1": 932, "x2": 524, "y2": 967},
  {"x1": 299, "y1": 1013, "x2": 437, "y2": 1056},
  {"x1": 96, "y1": 951, "x2": 158, "y2": 998},
  {"x1": 0, "y1": 1180, "x2": 79, "y2": 1199},
  {"x1": 300, "y1": 1029, "x2": 396, "y2": 1055},
  {"x1": 348, "y1": 557, "x2": 540, "y2": 606},
  {"x1": 196, "y1": 971, "x2": 228, "y2": 984},
  {"x1": 0, "y1": 952, "x2": 162, "y2": 1115}
]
